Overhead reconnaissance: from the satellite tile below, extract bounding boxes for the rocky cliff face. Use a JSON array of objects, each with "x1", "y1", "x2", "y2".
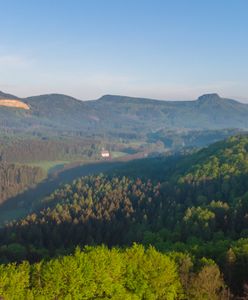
[{"x1": 0, "y1": 99, "x2": 30, "y2": 110}]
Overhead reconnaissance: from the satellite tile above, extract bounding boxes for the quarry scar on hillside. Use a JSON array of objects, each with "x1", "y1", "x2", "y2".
[{"x1": 0, "y1": 99, "x2": 30, "y2": 110}]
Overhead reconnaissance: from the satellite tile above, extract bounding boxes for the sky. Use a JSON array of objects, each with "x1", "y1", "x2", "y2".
[{"x1": 0, "y1": 0, "x2": 248, "y2": 101}]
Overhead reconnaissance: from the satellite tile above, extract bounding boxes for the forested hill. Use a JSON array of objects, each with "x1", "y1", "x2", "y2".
[
  {"x1": 0, "y1": 91, "x2": 19, "y2": 100},
  {"x1": 177, "y1": 135, "x2": 248, "y2": 183},
  {"x1": 2, "y1": 135, "x2": 248, "y2": 296},
  {"x1": 115, "y1": 134, "x2": 248, "y2": 183},
  {"x1": 0, "y1": 163, "x2": 45, "y2": 204},
  {"x1": 1, "y1": 91, "x2": 248, "y2": 136}
]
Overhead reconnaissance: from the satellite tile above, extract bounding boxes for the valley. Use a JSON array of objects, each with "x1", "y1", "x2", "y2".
[
  {"x1": 0, "y1": 160, "x2": 123, "y2": 225},
  {"x1": 1, "y1": 90, "x2": 248, "y2": 298},
  {"x1": 1, "y1": 2, "x2": 247, "y2": 298}
]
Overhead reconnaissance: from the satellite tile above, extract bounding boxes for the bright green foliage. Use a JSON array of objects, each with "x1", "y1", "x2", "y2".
[
  {"x1": 183, "y1": 207, "x2": 215, "y2": 239},
  {"x1": 0, "y1": 245, "x2": 182, "y2": 300},
  {"x1": 124, "y1": 244, "x2": 182, "y2": 299},
  {"x1": 179, "y1": 135, "x2": 248, "y2": 183},
  {"x1": 0, "y1": 261, "x2": 30, "y2": 300}
]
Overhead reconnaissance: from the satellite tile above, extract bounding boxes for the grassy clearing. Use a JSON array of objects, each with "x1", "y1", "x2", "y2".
[
  {"x1": 111, "y1": 151, "x2": 127, "y2": 158},
  {"x1": 25, "y1": 160, "x2": 71, "y2": 174}
]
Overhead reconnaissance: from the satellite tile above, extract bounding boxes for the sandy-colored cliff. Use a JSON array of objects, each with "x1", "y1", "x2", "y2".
[{"x1": 0, "y1": 99, "x2": 30, "y2": 110}]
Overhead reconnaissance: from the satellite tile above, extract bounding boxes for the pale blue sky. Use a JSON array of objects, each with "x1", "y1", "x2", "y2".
[{"x1": 0, "y1": 0, "x2": 248, "y2": 101}]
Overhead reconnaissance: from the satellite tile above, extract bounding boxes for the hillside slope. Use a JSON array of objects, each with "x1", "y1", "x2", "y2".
[
  {"x1": 3, "y1": 135, "x2": 248, "y2": 249},
  {"x1": 1, "y1": 91, "x2": 248, "y2": 136},
  {"x1": 1, "y1": 135, "x2": 248, "y2": 295}
]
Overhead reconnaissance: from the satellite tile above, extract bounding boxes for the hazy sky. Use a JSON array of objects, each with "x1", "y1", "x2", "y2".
[{"x1": 0, "y1": 0, "x2": 248, "y2": 101}]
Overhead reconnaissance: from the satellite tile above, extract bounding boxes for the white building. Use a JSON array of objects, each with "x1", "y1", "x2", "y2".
[{"x1": 101, "y1": 150, "x2": 110, "y2": 158}]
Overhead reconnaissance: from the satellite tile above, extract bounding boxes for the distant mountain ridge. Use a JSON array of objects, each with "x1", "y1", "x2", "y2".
[
  {"x1": 0, "y1": 91, "x2": 19, "y2": 100},
  {"x1": 0, "y1": 90, "x2": 248, "y2": 136}
]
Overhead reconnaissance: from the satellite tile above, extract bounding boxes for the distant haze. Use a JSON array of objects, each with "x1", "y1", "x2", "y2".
[{"x1": 0, "y1": 1, "x2": 248, "y2": 101}]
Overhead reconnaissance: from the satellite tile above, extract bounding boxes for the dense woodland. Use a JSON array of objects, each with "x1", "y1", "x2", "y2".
[
  {"x1": 0, "y1": 163, "x2": 44, "y2": 204},
  {"x1": 0, "y1": 136, "x2": 248, "y2": 299},
  {"x1": 0, "y1": 244, "x2": 228, "y2": 300},
  {"x1": 0, "y1": 136, "x2": 101, "y2": 205},
  {"x1": 147, "y1": 128, "x2": 242, "y2": 150},
  {"x1": 1, "y1": 135, "x2": 248, "y2": 298},
  {"x1": 0, "y1": 137, "x2": 101, "y2": 163}
]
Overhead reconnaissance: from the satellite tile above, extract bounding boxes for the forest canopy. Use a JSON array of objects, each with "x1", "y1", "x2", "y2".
[{"x1": 1, "y1": 135, "x2": 248, "y2": 298}]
